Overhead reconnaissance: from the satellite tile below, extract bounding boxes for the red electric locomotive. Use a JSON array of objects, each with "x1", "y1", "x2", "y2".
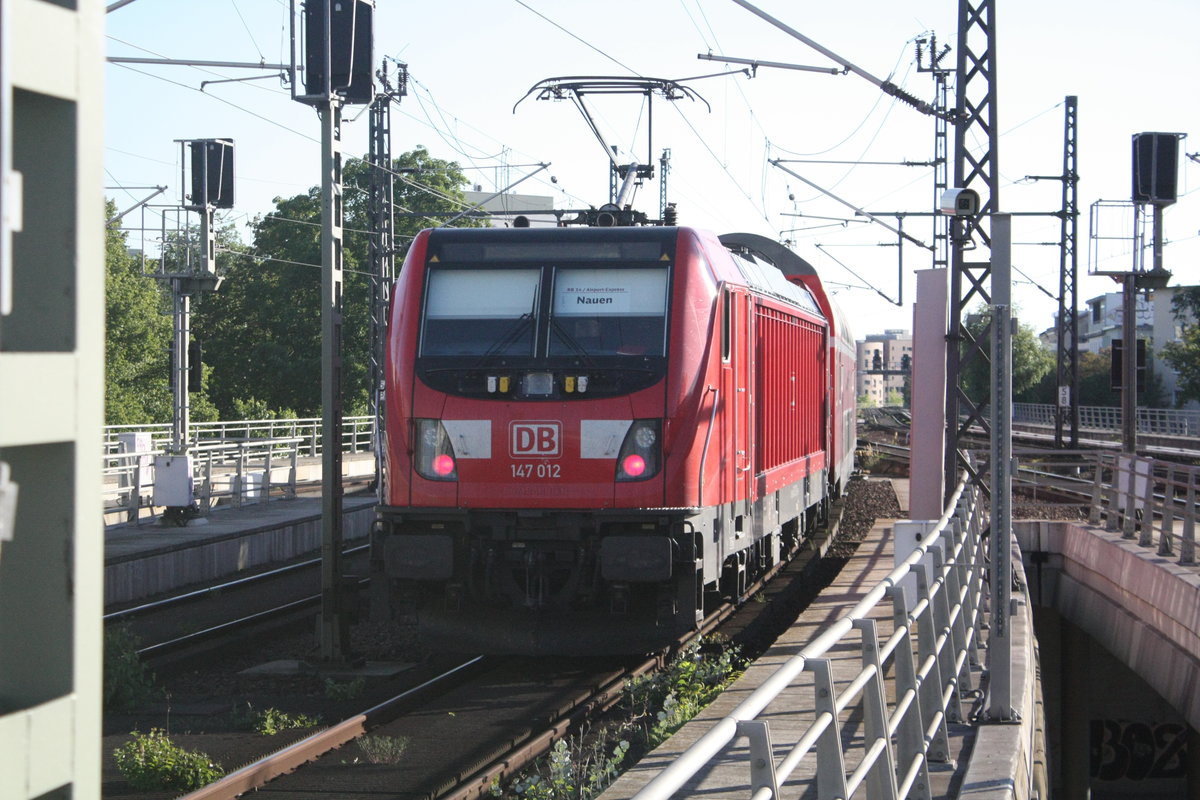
[{"x1": 372, "y1": 224, "x2": 855, "y2": 654}]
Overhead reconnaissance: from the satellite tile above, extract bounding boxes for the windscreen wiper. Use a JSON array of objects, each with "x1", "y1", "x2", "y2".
[{"x1": 469, "y1": 312, "x2": 535, "y2": 368}]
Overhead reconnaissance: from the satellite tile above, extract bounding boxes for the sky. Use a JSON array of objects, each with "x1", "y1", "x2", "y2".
[{"x1": 104, "y1": 0, "x2": 1199, "y2": 340}]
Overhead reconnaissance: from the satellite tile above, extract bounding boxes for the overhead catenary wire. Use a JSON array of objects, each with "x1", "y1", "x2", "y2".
[
  {"x1": 229, "y1": 0, "x2": 266, "y2": 62},
  {"x1": 110, "y1": 62, "x2": 319, "y2": 144}
]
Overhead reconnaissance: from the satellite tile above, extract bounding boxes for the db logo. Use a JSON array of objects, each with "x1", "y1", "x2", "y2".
[{"x1": 510, "y1": 421, "x2": 561, "y2": 458}]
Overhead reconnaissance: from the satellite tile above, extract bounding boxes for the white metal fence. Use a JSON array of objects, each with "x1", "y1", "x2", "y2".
[
  {"x1": 631, "y1": 472, "x2": 988, "y2": 800},
  {"x1": 1088, "y1": 452, "x2": 1199, "y2": 565},
  {"x1": 103, "y1": 416, "x2": 375, "y2": 524},
  {"x1": 1003, "y1": 448, "x2": 1199, "y2": 568},
  {"x1": 1012, "y1": 403, "x2": 1200, "y2": 437}
]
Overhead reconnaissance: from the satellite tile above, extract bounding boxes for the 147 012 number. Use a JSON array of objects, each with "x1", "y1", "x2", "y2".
[{"x1": 511, "y1": 463, "x2": 562, "y2": 479}]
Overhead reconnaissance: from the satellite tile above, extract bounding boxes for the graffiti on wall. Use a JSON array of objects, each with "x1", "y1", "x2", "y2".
[{"x1": 1090, "y1": 719, "x2": 1188, "y2": 782}]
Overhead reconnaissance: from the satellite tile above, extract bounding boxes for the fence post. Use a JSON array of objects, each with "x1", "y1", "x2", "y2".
[
  {"x1": 807, "y1": 658, "x2": 849, "y2": 800},
  {"x1": 234, "y1": 445, "x2": 247, "y2": 508},
  {"x1": 128, "y1": 455, "x2": 142, "y2": 525},
  {"x1": 912, "y1": 562, "x2": 955, "y2": 748},
  {"x1": 1182, "y1": 468, "x2": 1197, "y2": 566},
  {"x1": 736, "y1": 720, "x2": 780, "y2": 800},
  {"x1": 939, "y1": 518, "x2": 975, "y2": 695},
  {"x1": 958, "y1": 508, "x2": 985, "y2": 670},
  {"x1": 1119, "y1": 457, "x2": 1137, "y2": 537},
  {"x1": 1159, "y1": 463, "x2": 1176, "y2": 557},
  {"x1": 288, "y1": 446, "x2": 298, "y2": 499},
  {"x1": 888, "y1": 584, "x2": 933, "y2": 800},
  {"x1": 201, "y1": 452, "x2": 213, "y2": 513},
  {"x1": 1138, "y1": 458, "x2": 1157, "y2": 548},
  {"x1": 852, "y1": 619, "x2": 901, "y2": 800},
  {"x1": 1106, "y1": 457, "x2": 1124, "y2": 532},
  {"x1": 261, "y1": 447, "x2": 272, "y2": 505},
  {"x1": 1089, "y1": 454, "x2": 1106, "y2": 526}
]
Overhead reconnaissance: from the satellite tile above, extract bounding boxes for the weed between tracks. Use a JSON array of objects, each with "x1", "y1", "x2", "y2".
[
  {"x1": 112, "y1": 729, "x2": 224, "y2": 792},
  {"x1": 104, "y1": 626, "x2": 161, "y2": 712},
  {"x1": 491, "y1": 637, "x2": 744, "y2": 800}
]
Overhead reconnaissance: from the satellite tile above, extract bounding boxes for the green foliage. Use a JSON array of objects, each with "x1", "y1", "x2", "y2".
[
  {"x1": 496, "y1": 735, "x2": 630, "y2": 800},
  {"x1": 883, "y1": 390, "x2": 904, "y2": 407},
  {"x1": 103, "y1": 625, "x2": 159, "y2": 711},
  {"x1": 1169, "y1": 286, "x2": 1200, "y2": 322},
  {"x1": 1161, "y1": 288, "x2": 1200, "y2": 406},
  {"x1": 104, "y1": 207, "x2": 172, "y2": 424},
  {"x1": 623, "y1": 640, "x2": 743, "y2": 747},
  {"x1": 254, "y1": 707, "x2": 321, "y2": 735},
  {"x1": 960, "y1": 308, "x2": 1054, "y2": 406},
  {"x1": 194, "y1": 147, "x2": 481, "y2": 419},
  {"x1": 857, "y1": 394, "x2": 877, "y2": 409},
  {"x1": 112, "y1": 729, "x2": 224, "y2": 792},
  {"x1": 357, "y1": 734, "x2": 411, "y2": 764},
  {"x1": 324, "y1": 676, "x2": 366, "y2": 701},
  {"x1": 1026, "y1": 346, "x2": 1168, "y2": 408},
  {"x1": 493, "y1": 638, "x2": 739, "y2": 800},
  {"x1": 230, "y1": 396, "x2": 299, "y2": 422},
  {"x1": 1163, "y1": 330, "x2": 1200, "y2": 406},
  {"x1": 104, "y1": 201, "x2": 230, "y2": 424}
]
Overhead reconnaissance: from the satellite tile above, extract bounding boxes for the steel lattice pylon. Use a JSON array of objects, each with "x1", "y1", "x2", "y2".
[
  {"x1": 368, "y1": 61, "x2": 406, "y2": 493},
  {"x1": 1055, "y1": 96, "x2": 1080, "y2": 447},
  {"x1": 944, "y1": 0, "x2": 1001, "y2": 492}
]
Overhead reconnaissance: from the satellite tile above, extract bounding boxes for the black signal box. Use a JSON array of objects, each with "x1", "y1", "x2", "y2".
[
  {"x1": 304, "y1": 0, "x2": 374, "y2": 105},
  {"x1": 1132, "y1": 132, "x2": 1179, "y2": 206},
  {"x1": 1110, "y1": 338, "x2": 1147, "y2": 392},
  {"x1": 188, "y1": 139, "x2": 234, "y2": 209}
]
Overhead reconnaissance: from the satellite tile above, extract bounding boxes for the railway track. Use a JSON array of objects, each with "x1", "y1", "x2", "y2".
[
  {"x1": 104, "y1": 487, "x2": 861, "y2": 800},
  {"x1": 161, "y1": 572, "x2": 762, "y2": 800},
  {"x1": 105, "y1": 545, "x2": 370, "y2": 670}
]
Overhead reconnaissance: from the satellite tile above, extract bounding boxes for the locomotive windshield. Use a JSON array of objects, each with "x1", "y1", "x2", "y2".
[
  {"x1": 416, "y1": 228, "x2": 674, "y2": 400},
  {"x1": 548, "y1": 268, "x2": 667, "y2": 357},
  {"x1": 422, "y1": 268, "x2": 540, "y2": 357}
]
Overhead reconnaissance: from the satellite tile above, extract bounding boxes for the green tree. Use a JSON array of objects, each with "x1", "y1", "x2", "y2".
[
  {"x1": 1160, "y1": 286, "x2": 1200, "y2": 406},
  {"x1": 1162, "y1": 332, "x2": 1200, "y2": 406},
  {"x1": 194, "y1": 147, "x2": 481, "y2": 418},
  {"x1": 960, "y1": 308, "x2": 1055, "y2": 406},
  {"x1": 105, "y1": 205, "x2": 172, "y2": 424},
  {"x1": 1028, "y1": 345, "x2": 1168, "y2": 408}
]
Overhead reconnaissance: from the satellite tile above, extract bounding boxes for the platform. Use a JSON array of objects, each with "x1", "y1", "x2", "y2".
[
  {"x1": 104, "y1": 494, "x2": 376, "y2": 606},
  {"x1": 601, "y1": 478, "x2": 979, "y2": 800}
]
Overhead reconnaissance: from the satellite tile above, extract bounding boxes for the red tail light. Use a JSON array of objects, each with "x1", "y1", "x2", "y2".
[
  {"x1": 616, "y1": 420, "x2": 660, "y2": 482},
  {"x1": 415, "y1": 419, "x2": 458, "y2": 481},
  {"x1": 621, "y1": 454, "x2": 647, "y2": 478}
]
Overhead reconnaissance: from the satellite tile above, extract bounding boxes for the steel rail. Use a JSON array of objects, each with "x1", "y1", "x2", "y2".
[
  {"x1": 177, "y1": 656, "x2": 489, "y2": 800},
  {"x1": 104, "y1": 543, "x2": 369, "y2": 621}
]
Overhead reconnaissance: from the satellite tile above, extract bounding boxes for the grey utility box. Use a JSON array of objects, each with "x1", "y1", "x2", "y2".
[{"x1": 153, "y1": 455, "x2": 195, "y2": 507}]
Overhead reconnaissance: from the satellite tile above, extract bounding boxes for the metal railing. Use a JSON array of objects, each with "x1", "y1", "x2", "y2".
[
  {"x1": 631, "y1": 472, "x2": 988, "y2": 800},
  {"x1": 104, "y1": 415, "x2": 375, "y2": 458},
  {"x1": 103, "y1": 416, "x2": 376, "y2": 525},
  {"x1": 994, "y1": 447, "x2": 1199, "y2": 568},
  {"x1": 1012, "y1": 403, "x2": 1200, "y2": 437},
  {"x1": 1088, "y1": 452, "x2": 1199, "y2": 565},
  {"x1": 104, "y1": 437, "x2": 305, "y2": 524}
]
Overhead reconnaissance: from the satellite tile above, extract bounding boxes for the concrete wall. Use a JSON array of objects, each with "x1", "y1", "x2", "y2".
[{"x1": 1017, "y1": 520, "x2": 1200, "y2": 798}]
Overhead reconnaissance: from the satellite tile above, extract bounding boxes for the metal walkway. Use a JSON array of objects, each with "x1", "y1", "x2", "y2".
[{"x1": 598, "y1": 475, "x2": 1048, "y2": 800}]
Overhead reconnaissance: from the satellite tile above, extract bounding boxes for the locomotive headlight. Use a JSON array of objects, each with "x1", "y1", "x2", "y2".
[
  {"x1": 634, "y1": 426, "x2": 656, "y2": 448},
  {"x1": 616, "y1": 419, "x2": 661, "y2": 482},
  {"x1": 414, "y1": 419, "x2": 458, "y2": 481}
]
